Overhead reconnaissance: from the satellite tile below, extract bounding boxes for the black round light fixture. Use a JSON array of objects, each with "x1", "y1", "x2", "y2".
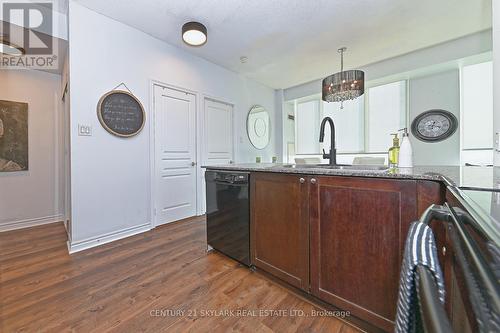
[
  {"x1": 182, "y1": 22, "x2": 207, "y2": 46},
  {"x1": 0, "y1": 38, "x2": 25, "y2": 56}
]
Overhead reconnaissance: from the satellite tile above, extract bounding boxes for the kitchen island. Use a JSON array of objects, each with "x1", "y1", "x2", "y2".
[
  {"x1": 203, "y1": 164, "x2": 499, "y2": 332},
  {"x1": 204, "y1": 163, "x2": 499, "y2": 189}
]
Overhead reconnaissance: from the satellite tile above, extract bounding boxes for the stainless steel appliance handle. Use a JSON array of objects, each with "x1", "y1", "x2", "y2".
[
  {"x1": 416, "y1": 265, "x2": 453, "y2": 333},
  {"x1": 417, "y1": 203, "x2": 500, "y2": 330}
]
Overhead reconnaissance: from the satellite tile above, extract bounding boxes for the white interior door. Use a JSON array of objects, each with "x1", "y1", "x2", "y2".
[
  {"x1": 201, "y1": 98, "x2": 234, "y2": 214},
  {"x1": 154, "y1": 85, "x2": 197, "y2": 225},
  {"x1": 204, "y1": 99, "x2": 234, "y2": 165}
]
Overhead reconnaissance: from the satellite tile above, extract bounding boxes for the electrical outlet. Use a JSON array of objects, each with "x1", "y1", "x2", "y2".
[{"x1": 78, "y1": 124, "x2": 92, "y2": 136}]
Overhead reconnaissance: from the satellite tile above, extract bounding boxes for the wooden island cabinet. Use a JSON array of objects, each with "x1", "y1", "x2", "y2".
[
  {"x1": 250, "y1": 173, "x2": 310, "y2": 291},
  {"x1": 250, "y1": 172, "x2": 444, "y2": 332}
]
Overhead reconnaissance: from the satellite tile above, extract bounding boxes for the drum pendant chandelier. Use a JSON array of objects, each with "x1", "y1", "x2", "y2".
[{"x1": 322, "y1": 47, "x2": 364, "y2": 109}]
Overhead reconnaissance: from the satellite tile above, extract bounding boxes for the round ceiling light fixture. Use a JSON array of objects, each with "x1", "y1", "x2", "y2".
[
  {"x1": 0, "y1": 38, "x2": 25, "y2": 56},
  {"x1": 182, "y1": 21, "x2": 207, "y2": 46}
]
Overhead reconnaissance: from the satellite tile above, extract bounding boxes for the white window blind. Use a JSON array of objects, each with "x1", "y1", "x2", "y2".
[
  {"x1": 462, "y1": 61, "x2": 493, "y2": 150},
  {"x1": 366, "y1": 81, "x2": 407, "y2": 152},
  {"x1": 295, "y1": 100, "x2": 320, "y2": 154},
  {"x1": 322, "y1": 98, "x2": 364, "y2": 153}
]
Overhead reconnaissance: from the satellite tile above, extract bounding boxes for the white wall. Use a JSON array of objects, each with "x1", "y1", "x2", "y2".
[
  {"x1": 409, "y1": 70, "x2": 461, "y2": 165},
  {"x1": 282, "y1": 30, "x2": 491, "y2": 166},
  {"x1": 0, "y1": 69, "x2": 64, "y2": 231},
  {"x1": 68, "y1": 2, "x2": 277, "y2": 249},
  {"x1": 283, "y1": 30, "x2": 492, "y2": 101},
  {"x1": 493, "y1": 1, "x2": 500, "y2": 166},
  {"x1": 283, "y1": 101, "x2": 295, "y2": 163},
  {"x1": 61, "y1": 54, "x2": 72, "y2": 239},
  {"x1": 274, "y1": 89, "x2": 284, "y2": 162}
]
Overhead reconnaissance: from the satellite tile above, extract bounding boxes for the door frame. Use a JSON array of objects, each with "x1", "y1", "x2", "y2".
[
  {"x1": 149, "y1": 81, "x2": 237, "y2": 226},
  {"x1": 199, "y1": 95, "x2": 236, "y2": 214},
  {"x1": 149, "y1": 79, "x2": 200, "y2": 228}
]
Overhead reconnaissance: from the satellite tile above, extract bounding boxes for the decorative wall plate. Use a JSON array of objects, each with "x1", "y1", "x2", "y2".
[
  {"x1": 411, "y1": 109, "x2": 458, "y2": 143},
  {"x1": 247, "y1": 105, "x2": 270, "y2": 149}
]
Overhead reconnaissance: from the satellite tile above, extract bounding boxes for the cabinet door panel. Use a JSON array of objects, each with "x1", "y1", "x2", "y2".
[
  {"x1": 310, "y1": 176, "x2": 417, "y2": 331},
  {"x1": 251, "y1": 173, "x2": 309, "y2": 291}
]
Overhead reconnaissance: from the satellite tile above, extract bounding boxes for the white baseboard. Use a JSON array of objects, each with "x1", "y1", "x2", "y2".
[
  {"x1": 0, "y1": 214, "x2": 64, "y2": 232},
  {"x1": 68, "y1": 223, "x2": 151, "y2": 254}
]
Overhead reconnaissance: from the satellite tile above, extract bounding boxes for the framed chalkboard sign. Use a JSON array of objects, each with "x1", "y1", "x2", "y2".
[{"x1": 97, "y1": 90, "x2": 145, "y2": 137}]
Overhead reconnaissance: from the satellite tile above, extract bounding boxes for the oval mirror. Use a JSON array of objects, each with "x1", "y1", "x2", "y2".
[{"x1": 247, "y1": 105, "x2": 270, "y2": 149}]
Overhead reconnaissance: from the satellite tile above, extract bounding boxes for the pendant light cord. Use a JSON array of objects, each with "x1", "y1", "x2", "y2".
[{"x1": 338, "y1": 47, "x2": 346, "y2": 109}]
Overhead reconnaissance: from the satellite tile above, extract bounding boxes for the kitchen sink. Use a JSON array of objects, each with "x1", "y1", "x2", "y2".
[{"x1": 281, "y1": 164, "x2": 389, "y2": 171}]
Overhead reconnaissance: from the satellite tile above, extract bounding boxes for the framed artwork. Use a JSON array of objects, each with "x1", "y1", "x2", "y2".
[{"x1": 0, "y1": 100, "x2": 28, "y2": 172}]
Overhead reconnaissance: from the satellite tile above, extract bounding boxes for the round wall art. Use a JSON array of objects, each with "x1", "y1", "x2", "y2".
[
  {"x1": 97, "y1": 90, "x2": 145, "y2": 138},
  {"x1": 410, "y1": 109, "x2": 458, "y2": 143},
  {"x1": 247, "y1": 105, "x2": 270, "y2": 149}
]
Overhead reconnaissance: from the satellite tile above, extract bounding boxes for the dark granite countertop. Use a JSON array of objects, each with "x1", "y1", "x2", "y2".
[
  {"x1": 203, "y1": 163, "x2": 500, "y2": 190},
  {"x1": 203, "y1": 163, "x2": 500, "y2": 245}
]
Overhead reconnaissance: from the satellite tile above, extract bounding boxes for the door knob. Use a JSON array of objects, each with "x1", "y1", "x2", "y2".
[
  {"x1": 310, "y1": 178, "x2": 317, "y2": 184},
  {"x1": 191, "y1": 162, "x2": 196, "y2": 166},
  {"x1": 299, "y1": 177, "x2": 305, "y2": 184},
  {"x1": 229, "y1": 160, "x2": 234, "y2": 164}
]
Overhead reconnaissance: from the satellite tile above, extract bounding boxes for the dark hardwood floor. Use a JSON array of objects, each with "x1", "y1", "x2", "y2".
[{"x1": 0, "y1": 217, "x2": 362, "y2": 333}]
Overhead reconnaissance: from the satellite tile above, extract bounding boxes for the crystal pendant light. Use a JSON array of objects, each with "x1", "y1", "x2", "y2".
[{"x1": 322, "y1": 47, "x2": 364, "y2": 109}]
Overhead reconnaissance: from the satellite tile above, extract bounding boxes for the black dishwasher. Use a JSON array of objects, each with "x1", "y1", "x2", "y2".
[{"x1": 205, "y1": 170, "x2": 250, "y2": 266}]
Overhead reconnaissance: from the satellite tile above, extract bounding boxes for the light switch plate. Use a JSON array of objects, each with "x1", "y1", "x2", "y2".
[{"x1": 78, "y1": 124, "x2": 92, "y2": 136}]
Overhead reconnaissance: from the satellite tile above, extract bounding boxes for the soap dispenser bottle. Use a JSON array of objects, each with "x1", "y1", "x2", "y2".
[
  {"x1": 398, "y1": 128, "x2": 413, "y2": 168},
  {"x1": 388, "y1": 134, "x2": 400, "y2": 168}
]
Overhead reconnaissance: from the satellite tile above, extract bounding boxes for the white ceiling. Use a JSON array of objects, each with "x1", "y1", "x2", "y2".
[{"x1": 74, "y1": 0, "x2": 492, "y2": 89}]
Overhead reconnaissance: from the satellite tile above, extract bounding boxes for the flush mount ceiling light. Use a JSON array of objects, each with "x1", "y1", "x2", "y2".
[
  {"x1": 182, "y1": 21, "x2": 207, "y2": 46},
  {"x1": 322, "y1": 47, "x2": 364, "y2": 108},
  {"x1": 0, "y1": 38, "x2": 25, "y2": 56}
]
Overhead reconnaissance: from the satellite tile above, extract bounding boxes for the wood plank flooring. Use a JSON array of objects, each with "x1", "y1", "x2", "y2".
[{"x1": 0, "y1": 217, "x2": 362, "y2": 333}]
